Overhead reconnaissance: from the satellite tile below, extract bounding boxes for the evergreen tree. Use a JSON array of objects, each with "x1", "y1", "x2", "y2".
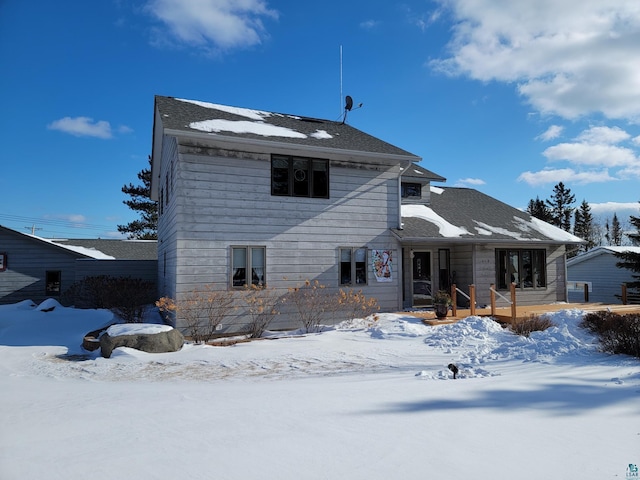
[
  {"x1": 611, "y1": 213, "x2": 623, "y2": 246},
  {"x1": 117, "y1": 157, "x2": 158, "y2": 240},
  {"x1": 526, "y1": 196, "x2": 553, "y2": 222},
  {"x1": 546, "y1": 182, "x2": 575, "y2": 232},
  {"x1": 615, "y1": 208, "x2": 640, "y2": 295},
  {"x1": 573, "y1": 199, "x2": 596, "y2": 253}
]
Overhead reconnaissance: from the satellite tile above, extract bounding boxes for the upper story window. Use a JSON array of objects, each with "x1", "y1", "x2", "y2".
[
  {"x1": 271, "y1": 155, "x2": 329, "y2": 198},
  {"x1": 401, "y1": 182, "x2": 422, "y2": 198},
  {"x1": 496, "y1": 249, "x2": 547, "y2": 290}
]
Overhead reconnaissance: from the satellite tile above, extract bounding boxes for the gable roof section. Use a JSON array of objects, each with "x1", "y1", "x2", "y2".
[
  {"x1": 401, "y1": 163, "x2": 446, "y2": 183},
  {"x1": 51, "y1": 239, "x2": 157, "y2": 260},
  {"x1": 0, "y1": 225, "x2": 106, "y2": 259},
  {"x1": 154, "y1": 96, "x2": 421, "y2": 160},
  {"x1": 393, "y1": 187, "x2": 585, "y2": 244},
  {"x1": 567, "y1": 245, "x2": 640, "y2": 267}
]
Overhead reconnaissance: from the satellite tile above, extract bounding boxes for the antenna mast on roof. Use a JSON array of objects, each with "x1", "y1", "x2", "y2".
[
  {"x1": 340, "y1": 45, "x2": 343, "y2": 117},
  {"x1": 339, "y1": 45, "x2": 363, "y2": 124}
]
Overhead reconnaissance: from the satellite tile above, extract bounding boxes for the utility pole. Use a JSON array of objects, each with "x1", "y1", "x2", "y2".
[{"x1": 25, "y1": 224, "x2": 42, "y2": 235}]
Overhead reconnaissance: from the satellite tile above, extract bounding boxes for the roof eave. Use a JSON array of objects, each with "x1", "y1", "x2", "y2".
[
  {"x1": 164, "y1": 128, "x2": 421, "y2": 164},
  {"x1": 391, "y1": 230, "x2": 584, "y2": 245}
]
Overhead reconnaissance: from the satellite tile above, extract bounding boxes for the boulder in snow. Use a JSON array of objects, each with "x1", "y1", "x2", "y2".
[{"x1": 100, "y1": 323, "x2": 184, "y2": 358}]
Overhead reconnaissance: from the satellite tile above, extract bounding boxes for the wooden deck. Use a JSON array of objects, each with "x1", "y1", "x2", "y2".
[{"x1": 405, "y1": 303, "x2": 640, "y2": 326}]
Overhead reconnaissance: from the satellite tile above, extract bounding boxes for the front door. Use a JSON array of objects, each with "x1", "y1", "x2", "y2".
[{"x1": 412, "y1": 251, "x2": 432, "y2": 306}]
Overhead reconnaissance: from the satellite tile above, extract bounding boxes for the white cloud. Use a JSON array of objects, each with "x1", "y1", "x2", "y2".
[
  {"x1": 543, "y1": 142, "x2": 637, "y2": 167},
  {"x1": 590, "y1": 201, "x2": 640, "y2": 215},
  {"x1": 536, "y1": 125, "x2": 564, "y2": 142},
  {"x1": 360, "y1": 20, "x2": 379, "y2": 29},
  {"x1": 117, "y1": 125, "x2": 134, "y2": 134},
  {"x1": 517, "y1": 168, "x2": 616, "y2": 186},
  {"x1": 430, "y1": 0, "x2": 640, "y2": 120},
  {"x1": 455, "y1": 177, "x2": 486, "y2": 187},
  {"x1": 576, "y1": 125, "x2": 630, "y2": 144},
  {"x1": 47, "y1": 117, "x2": 113, "y2": 139},
  {"x1": 145, "y1": 0, "x2": 278, "y2": 51}
]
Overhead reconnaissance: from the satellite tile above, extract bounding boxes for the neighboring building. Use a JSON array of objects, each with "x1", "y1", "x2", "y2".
[
  {"x1": 0, "y1": 225, "x2": 157, "y2": 305},
  {"x1": 567, "y1": 246, "x2": 640, "y2": 304},
  {"x1": 150, "y1": 95, "x2": 583, "y2": 334}
]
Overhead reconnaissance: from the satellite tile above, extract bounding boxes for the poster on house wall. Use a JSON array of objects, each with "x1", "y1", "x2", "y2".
[{"x1": 372, "y1": 250, "x2": 392, "y2": 282}]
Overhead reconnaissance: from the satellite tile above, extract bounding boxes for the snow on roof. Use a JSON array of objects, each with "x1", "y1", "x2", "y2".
[
  {"x1": 24, "y1": 234, "x2": 115, "y2": 259},
  {"x1": 178, "y1": 98, "x2": 275, "y2": 121},
  {"x1": 473, "y1": 220, "x2": 528, "y2": 240},
  {"x1": 189, "y1": 119, "x2": 307, "y2": 138},
  {"x1": 526, "y1": 217, "x2": 585, "y2": 243},
  {"x1": 402, "y1": 204, "x2": 470, "y2": 237},
  {"x1": 567, "y1": 245, "x2": 640, "y2": 266},
  {"x1": 601, "y1": 246, "x2": 640, "y2": 254},
  {"x1": 399, "y1": 188, "x2": 586, "y2": 243},
  {"x1": 50, "y1": 242, "x2": 115, "y2": 259},
  {"x1": 180, "y1": 98, "x2": 335, "y2": 141}
]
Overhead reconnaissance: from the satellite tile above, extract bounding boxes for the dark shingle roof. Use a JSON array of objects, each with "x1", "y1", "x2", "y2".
[
  {"x1": 401, "y1": 162, "x2": 446, "y2": 182},
  {"x1": 394, "y1": 187, "x2": 584, "y2": 244},
  {"x1": 155, "y1": 96, "x2": 421, "y2": 159},
  {"x1": 51, "y1": 239, "x2": 157, "y2": 260}
]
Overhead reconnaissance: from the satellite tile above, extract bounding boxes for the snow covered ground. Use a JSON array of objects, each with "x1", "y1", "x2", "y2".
[{"x1": 1, "y1": 299, "x2": 639, "y2": 480}]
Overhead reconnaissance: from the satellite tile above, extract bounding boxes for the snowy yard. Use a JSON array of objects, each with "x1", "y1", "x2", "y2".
[{"x1": 1, "y1": 299, "x2": 639, "y2": 480}]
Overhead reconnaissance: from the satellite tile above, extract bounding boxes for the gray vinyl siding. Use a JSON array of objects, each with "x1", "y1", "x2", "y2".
[
  {"x1": 75, "y1": 260, "x2": 157, "y2": 283},
  {"x1": 165, "y1": 145, "x2": 402, "y2": 333},
  {"x1": 474, "y1": 244, "x2": 566, "y2": 307},
  {"x1": 0, "y1": 229, "x2": 81, "y2": 305},
  {"x1": 567, "y1": 252, "x2": 630, "y2": 304},
  {"x1": 157, "y1": 135, "x2": 179, "y2": 305}
]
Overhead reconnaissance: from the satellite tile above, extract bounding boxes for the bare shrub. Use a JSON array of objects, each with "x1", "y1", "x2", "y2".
[
  {"x1": 580, "y1": 311, "x2": 640, "y2": 358},
  {"x1": 580, "y1": 311, "x2": 620, "y2": 336},
  {"x1": 64, "y1": 275, "x2": 155, "y2": 323},
  {"x1": 156, "y1": 296, "x2": 176, "y2": 324},
  {"x1": 332, "y1": 288, "x2": 380, "y2": 323},
  {"x1": 285, "y1": 280, "x2": 331, "y2": 333},
  {"x1": 200, "y1": 285, "x2": 236, "y2": 337},
  {"x1": 243, "y1": 285, "x2": 281, "y2": 338},
  {"x1": 509, "y1": 314, "x2": 555, "y2": 337},
  {"x1": 156, "y1": 286, "x2": 237, "y2": 343}
]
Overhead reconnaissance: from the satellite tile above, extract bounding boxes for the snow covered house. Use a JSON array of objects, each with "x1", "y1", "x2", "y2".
[
  {"x1": 0, "y1": 225, "x2": 157, "y2": 305},
  {"x1": 150, "y1": 95, "x2": 583, "y2": 333},
  {"x1": 567, "y1": 246, "x2": 640, "y2": 304}
]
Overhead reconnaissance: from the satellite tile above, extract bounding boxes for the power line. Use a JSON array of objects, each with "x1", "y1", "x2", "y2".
[
  {"x1": 0, "y1": 213, "x2": 117, "y2": 231},
  {"x1": 0, "y1": 213, "x2": 125, "y2": 238}
]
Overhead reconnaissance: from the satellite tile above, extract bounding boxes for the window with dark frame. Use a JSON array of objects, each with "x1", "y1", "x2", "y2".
[
  {"x1": 271, "y1": 155, "x2": 329, "y2": 198},
  {"x1": 340, "y1": 247, "x2": 368, "y2": 286},
  {"x1": 401, "y1": 182, "x2": 422, "y2": 198},
  {"x1": 45, "y1": 270, "x2": 62, "y2": 296},
  {"x1": 232, "y1": 246, "x2": 266, "y2": 287},
  {"x1": 496, "y1": 249, "x2": 547, "y2": 289}
]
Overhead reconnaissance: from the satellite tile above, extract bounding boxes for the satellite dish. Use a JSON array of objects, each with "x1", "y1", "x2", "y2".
[{"x1": 345, "y1": 95, "x2": 353, "y2": 112}]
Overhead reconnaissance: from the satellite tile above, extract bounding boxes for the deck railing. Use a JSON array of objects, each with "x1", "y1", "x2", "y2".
[
  {"x1": 622, "y1": 284, "x2": 640, "y2": 305},
  {"x1": 451, "y1": 284, "x2": 475, "y2": 317}
]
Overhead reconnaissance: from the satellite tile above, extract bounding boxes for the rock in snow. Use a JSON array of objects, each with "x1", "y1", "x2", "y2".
[{"x1": 100, "y1": 324, "x2": 184, "y2": 358}]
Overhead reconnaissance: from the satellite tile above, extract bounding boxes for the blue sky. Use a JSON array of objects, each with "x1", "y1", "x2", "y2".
[{"x1": 1, "y1": 0, "x2": 639, "y2": 239}]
